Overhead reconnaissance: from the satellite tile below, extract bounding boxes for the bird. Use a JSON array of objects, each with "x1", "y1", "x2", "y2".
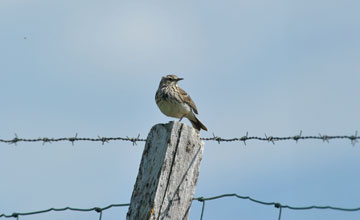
[{"x1": 155, "y1": 74, "x2": 208, "y2": 131}]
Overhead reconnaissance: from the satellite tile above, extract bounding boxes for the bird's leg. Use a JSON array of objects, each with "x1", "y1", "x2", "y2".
[{"x1": 179, "y1": 115, "x2": 184, "y2": 121}]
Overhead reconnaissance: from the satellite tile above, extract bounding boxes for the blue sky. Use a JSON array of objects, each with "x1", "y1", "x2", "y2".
[{"x1": 1, "y1": 0, "x2": 360, "y2": 219}]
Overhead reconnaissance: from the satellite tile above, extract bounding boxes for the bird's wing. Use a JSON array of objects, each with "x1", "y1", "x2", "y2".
[{"x1": 178, "y1": 86, "x2": 199, "y2": 114}]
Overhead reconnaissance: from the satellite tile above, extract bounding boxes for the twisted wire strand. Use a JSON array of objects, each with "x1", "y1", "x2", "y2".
[
  {"x1": 0, "y1": 203, "x2": 130, "y2": 219},
  {"x1": 0, "y1": 131, "x2": 358, "y2": 146},
  {"x1": 194, "y1": 193, "x2": 360, "y2": 220},
  {"x1": 2, "y1": 194, "x2": 360, "y2": 219},
  {"x1": 2, "y1": 194, "x2": 360, "y2": 220}
]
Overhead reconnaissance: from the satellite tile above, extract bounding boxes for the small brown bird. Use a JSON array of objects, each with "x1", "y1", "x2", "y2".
[{"x1": 155, "y1": 74, "x2": 208, "y2": 131}]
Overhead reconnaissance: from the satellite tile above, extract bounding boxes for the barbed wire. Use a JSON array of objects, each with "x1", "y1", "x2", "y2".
[
  {"x1": 2, "y1": 194, "x2": 360, "y2": 220},
  {"x1": 204, "y1": 130, "x2": 359, "y2": 145},
  {"x1": 0, "y1": 131, "x2": 358, "y2": 146},
  {"x1": 193, "y1": 193, "x2": 360, "y2": 220},
  {"x1": 0, "y1": 133, "x2": 146, "y2": 146}
]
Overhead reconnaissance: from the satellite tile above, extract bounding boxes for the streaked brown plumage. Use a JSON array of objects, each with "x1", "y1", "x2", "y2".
[{"x1": 155, "y1": 74, "x2": 207, "y2": 131}]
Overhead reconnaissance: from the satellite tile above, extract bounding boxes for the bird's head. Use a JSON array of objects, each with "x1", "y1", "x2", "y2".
[{"x1": 159, "y1": 74, "x2": 184, "y2": 87}]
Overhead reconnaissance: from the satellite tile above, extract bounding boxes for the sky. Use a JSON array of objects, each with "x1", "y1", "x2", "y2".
[{"x1": 1, "y1": 0, "x2": 360, "y2": 219}]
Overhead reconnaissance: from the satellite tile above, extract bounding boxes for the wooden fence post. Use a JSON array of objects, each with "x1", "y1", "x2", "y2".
[{"x1": 126, "y1": 121, "x2": 204, "y2": 220}]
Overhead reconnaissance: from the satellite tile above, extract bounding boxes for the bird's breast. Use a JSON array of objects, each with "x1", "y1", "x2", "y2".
[{"x1": 156, "y1": 98, "x2": 191, "y2": 118}]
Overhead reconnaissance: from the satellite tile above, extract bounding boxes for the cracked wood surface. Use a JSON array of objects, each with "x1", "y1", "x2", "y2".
[{"x1": 127, "y1": 121, "x2": 204, "y2": 220}]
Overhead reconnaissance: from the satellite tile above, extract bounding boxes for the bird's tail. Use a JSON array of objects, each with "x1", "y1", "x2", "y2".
[{"x1": 189, "y1": 115, "x2": 208, "y2": 131}]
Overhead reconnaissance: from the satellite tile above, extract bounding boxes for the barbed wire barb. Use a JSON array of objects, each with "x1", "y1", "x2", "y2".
[
  {"x1": 98, "y1": 135, "x2": 109, "y2": 145},
  {"x1": 10, "y1": 133, "x2": 19, "y2": 146},
  {"x1": 211, "y1": 133, "x2": 221, "y2": 144},
  {"x1": 350, "y1": 131, "x2": 358, "y2": 146},
  {"x1": 127, "y1": 134, "x2": 141, "y2": 146},
  {"x1": 265, "y1": 133, "x2": 275, "y2": 145},
  {"x1": 69, "y1": 133, "x2": 78, "y2": 146},
  {"x1": 41, "y1": 137, "x2": 52, "y2": 146},
  {"x1": 293, "y1": 130, "x2": 302, "y2": 143},
  {"x1": 240, "y1": 132, "x2": 248, "y2": 146},
  {"x1": 319, "y1": 133, "x2": 330, "y2": 143}
]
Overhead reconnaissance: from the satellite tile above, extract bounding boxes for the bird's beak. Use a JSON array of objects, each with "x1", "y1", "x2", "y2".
[{"x1": 177, "y1": 78, "x2": 184, "y2": 81}]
